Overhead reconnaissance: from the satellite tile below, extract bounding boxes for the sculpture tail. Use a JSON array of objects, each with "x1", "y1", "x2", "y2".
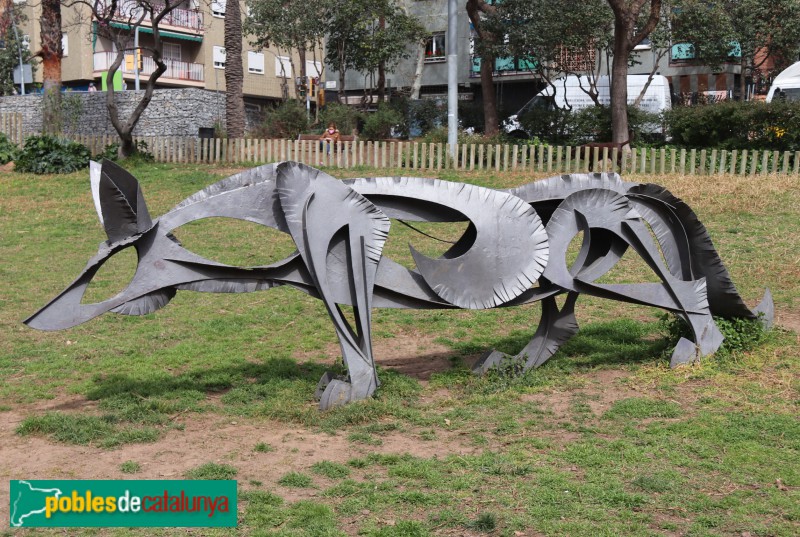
[
  {"x1": 626, "y1": 183, "x2": 767, "y2": 324},
  {"x1": 752, "y1": 288, "x2": 774, "y2": 330}
]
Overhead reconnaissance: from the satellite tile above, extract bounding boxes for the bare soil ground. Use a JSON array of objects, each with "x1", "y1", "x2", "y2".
[
  {"x1": 0, "y1": 334, "x2": 476, "y2": 525},
  {"x1": 0, "y1": 330, "x2": 651, "y2": 529}
]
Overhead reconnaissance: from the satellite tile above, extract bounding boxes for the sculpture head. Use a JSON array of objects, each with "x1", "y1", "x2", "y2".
[
  {"x1": 24, "y1": 160, "x2": 179, "y2": 331},
  {"x1": 25, "y1": 160, "x2": 298, "y2": 332}
]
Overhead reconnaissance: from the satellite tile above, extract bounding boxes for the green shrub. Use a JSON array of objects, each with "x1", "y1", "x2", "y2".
[
  {"x1": 664, "y1": 100, "x2": 800, "y2": 151},
  {"x1": 252, "y1": 100, "x2": 310, "y2": 139},
  {"x1": 420, "y1": 127, "x2": 519, "y2": 146},
  {"x1": 714, "y1": 316, "x2": 767, "y2": 356},
  {"x1": 388, "y1": 98, "x2": 446, "y2": 138},
  {"x1": 660, "y1": 313, "x2": 765, "y2": 358},
  {"x1": 362, "y1": 104, "x2": 404, "y2": 140},
  {"x1": 318, "y1": 103, "x2": 363, "y2": 136},
  {"x1": 458, "y1": 100, "x2": 487, "y2": 133},
  {"x1": 519, "y1": 104, "x2": 661, "y2": 145},
  {"x1": 16, "y1": 135, "x2": 91, "y2": 174},
  {"x1": 519, "y1": 105, "x2": 577, "y2": 145},
  {"x1": 0, "y1": 132, "x2": 19, "y2": 164}
]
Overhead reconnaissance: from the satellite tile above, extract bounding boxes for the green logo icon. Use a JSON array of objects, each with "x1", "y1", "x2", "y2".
[{"x1": 9, "y1": 480, "x2": 237, "y2": 527}]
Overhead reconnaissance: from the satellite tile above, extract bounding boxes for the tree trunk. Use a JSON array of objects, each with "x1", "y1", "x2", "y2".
[
  {"x1": 338, "y1": 64, "x2": 346, "y2": 104},
  {"x1": 376, "y1": 16, "x2": 386, "y2": 102},
  {"x1": 740, "y1": 57, "x2": 748, "y2": 101},
  {"x1": 299, "y1": 48, "x2": 307, "y2": 104},
  {"x1": 118, "y1": 131, "x2": 136, "y2": 158},
  {"x1": 610, "y1": 21, "x2": 629, "y2": 144},
  {"x1": 224, "y1": 0, "x2": 245, "y2": 138},
  {"x1": 40, "y1": 0, "x2": 62, "y2": 134},
  {"x1": 377, "y1": 61, "x2": 386, "y2": 103},
  {"x1": 606, "y1": 0, "x2": 661, "y2": 144},
  {"x1": 467, "y1": 0, "x2": 499, "y2": 135},
  {"x1": 633, "y1": 50, "x2": 666, "y2": 107},
  {"x1": 410, "y1": 41, "x2": 425, "y2": 100},
  {"x1": 480, "y1": 56, "x2": 499, "y2": 135}
]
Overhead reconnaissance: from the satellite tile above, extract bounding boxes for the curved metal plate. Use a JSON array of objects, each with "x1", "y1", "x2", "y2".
[{"x1": 350, "y1": 176, "x2": 549, "y2": 309}]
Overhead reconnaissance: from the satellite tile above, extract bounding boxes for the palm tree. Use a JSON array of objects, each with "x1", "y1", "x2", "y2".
[
  {"x1": 225, "y1": 0, "x2": 245, "y2": 138},
  {"x1": 40, "y1": 0, "x2": 62, "y2": 133}
]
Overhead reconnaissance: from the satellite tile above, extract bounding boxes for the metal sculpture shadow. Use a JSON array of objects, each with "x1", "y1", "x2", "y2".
[{"x1": 26, "y1": 161, "x2": 773, "y2": 409}]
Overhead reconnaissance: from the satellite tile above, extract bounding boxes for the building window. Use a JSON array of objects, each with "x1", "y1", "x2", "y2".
[
  {"x1": 248, "y1": 51, "x2": 264, "y2": 74},
  {"x1": 306, "y1": 60, "x2": 322, "y2": 78},
  {"x1": 61, "y1": 33, "x2": 68, "y2": 57},
  {"x1": 425, "y1": 33, "x2": 446, "y2": 62},
  {"x1": 211, "y1": 0, "x2": 226, "y2": 18},
  {"x1": 275, "y1": 56, "x2": 292, "y2": 78},
  {"x1": 556, "y1": 45, "x2": 595, "y2": 72},
  {"x1": 163, "y1": 42, "x2": 181, "y2": 62},
  {"x1": 213, "y1": 46, "x2": 226, "y2": 69}
]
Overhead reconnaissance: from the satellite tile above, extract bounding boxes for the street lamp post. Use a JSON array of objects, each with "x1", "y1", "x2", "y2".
[{"x1": 447, "y1": 0, "x2": 458, "y2": 159}]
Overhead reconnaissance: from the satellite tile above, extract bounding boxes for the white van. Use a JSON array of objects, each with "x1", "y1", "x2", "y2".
[
  {"x1": 766, "y1": 62, "x2": 800, "y2": 102},
  {"x1": 504, "y1": 74, "x2": 672, "y2": 137}
]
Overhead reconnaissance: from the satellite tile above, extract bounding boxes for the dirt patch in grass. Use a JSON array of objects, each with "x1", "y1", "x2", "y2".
[
  {"x1": 297, "y1": 332, "x2": 467, "y2": 382},
  {"x1": 520, "y1": 368, "x2": 641, "y2": 420},
  {"x1": 777, "y1": 309, "x2": 800, "y2": 334},
  {"x1": 0, "y1": 387, "x2": 485, "y2": 526}
]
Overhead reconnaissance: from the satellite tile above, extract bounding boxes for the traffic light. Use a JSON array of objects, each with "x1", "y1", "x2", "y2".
[{"x1": 124, "y1": 49, "x2": 144, "y2": 71}]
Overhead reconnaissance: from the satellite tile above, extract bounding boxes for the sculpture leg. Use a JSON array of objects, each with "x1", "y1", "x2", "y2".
[
  {"x1": 275, "y1": 163, "x2": 390, "y2": 409},
  {"x1": 669, "y1": 311, "x2": 724, "y2": 368},
  {"x1": 315, "y1": 301, "x2": 381, "y2": 410},
  {"x1": 473, "y1": 292, "x2": 580, "y2": 375}
]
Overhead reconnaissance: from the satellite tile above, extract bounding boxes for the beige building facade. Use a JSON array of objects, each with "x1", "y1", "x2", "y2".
[{"x1": 14, "y1": 0, "x2": 321, "y2": 103}]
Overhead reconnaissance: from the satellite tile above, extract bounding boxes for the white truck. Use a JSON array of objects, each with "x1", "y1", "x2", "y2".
[
  {"x1": 765, "y1": 62, "x2": 800, "y2": 102},
  {"x1": 503, "y1": 74, "x2": 672, "y2": 137}
]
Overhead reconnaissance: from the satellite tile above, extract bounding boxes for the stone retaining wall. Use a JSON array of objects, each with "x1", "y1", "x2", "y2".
[{"x1": 0, "y1": 88, "x2": 229, "y2": 137}]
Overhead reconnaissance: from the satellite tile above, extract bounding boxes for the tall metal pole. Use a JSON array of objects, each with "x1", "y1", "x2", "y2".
[
  {"x1": 134, "y1": 26, "x2": 140, "y2": 91},
  {"x1": 447, "y1": 0, "x2": 458, "y2": 158},
  {"x1": 306, "y1": 76, "x2": 311, "y2": 120},
  {"x1": 11, "y1": 15, "x2": 25, "y2": 95}
]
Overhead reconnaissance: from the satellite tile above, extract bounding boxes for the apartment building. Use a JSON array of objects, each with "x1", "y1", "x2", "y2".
[
  {"x1": 13, "y1": 0, "x2": 321, "y2": 106},
  {"x1": 325, "y1": 1, "x2": 544, "y2": 115},
  {"x1": 328, "y1": 1, "x2": 759, "y2": 115}
]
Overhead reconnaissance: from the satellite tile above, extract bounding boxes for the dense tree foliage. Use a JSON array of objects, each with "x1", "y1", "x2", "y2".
[
  {"x1": 671, "y1": 0, "x2": 800, "y2": 97},
  {"x1": 0, "y1": 3, "x2": 35, "y2": 96},
  {"x1": 247, "y1": 0, "x2": 423, "y2": 104},
  {"x1": 483, "y1": 0, "x2": 613, "y2": 106},
  {"x1": 245, "y1": 0, "x2": 327, "y2": 99}
]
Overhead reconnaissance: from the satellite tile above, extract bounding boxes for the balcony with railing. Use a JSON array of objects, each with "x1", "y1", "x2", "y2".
[
  {"x1": 114, "y1": 2, "x2": 204, "y2": 33},
  {"x1": 93, "y1": 51, "x2": 204, "y2": 83}
]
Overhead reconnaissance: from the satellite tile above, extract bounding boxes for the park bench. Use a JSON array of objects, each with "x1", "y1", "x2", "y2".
[{"x1": 297, "y1": 133, "x2": 357, "y2": 144}]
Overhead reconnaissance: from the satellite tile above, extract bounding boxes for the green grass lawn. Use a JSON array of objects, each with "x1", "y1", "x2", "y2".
[{"x1": 0, "y1": 162, "x2": 798, "y2": 536}]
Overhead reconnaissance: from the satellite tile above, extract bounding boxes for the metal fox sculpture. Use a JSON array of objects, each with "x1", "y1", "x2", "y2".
[{"x1": 26, "y1": 160, "x2": 773, "y2": 409}]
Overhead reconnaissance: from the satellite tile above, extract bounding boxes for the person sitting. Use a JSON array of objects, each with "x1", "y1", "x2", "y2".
[{"x1": 319, "y1": 123, "x2": 341, "y2": 156}]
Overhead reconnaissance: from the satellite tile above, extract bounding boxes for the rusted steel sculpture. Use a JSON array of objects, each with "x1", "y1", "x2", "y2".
[{"x1": 26, "y1": 161, "x2": 772, "y2": 409}]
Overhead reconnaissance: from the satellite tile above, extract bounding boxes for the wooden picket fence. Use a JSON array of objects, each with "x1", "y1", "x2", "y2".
[
  {"x1": 105, "y1": 136, "x2": 800, "y2": 176},
  {"x1": 2, "y1": 122, "x2": 799, "y2": 176},
  {"x1": 0, "y1": 112, "x2": 24, "y2": 145}
]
